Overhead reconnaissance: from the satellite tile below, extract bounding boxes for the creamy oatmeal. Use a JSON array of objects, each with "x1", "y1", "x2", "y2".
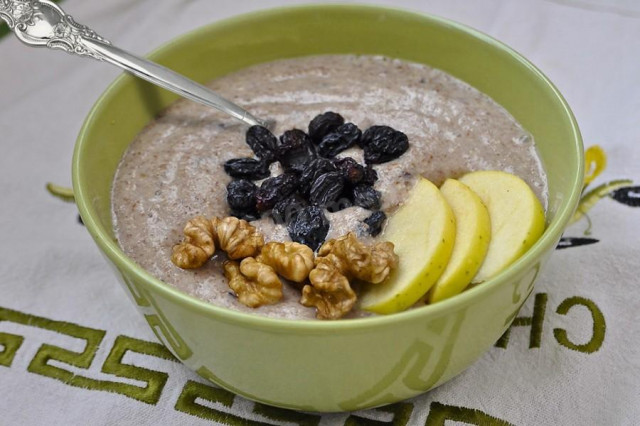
[{"x1": 112, "y1": 55, "x2": 547, "y2": 319}]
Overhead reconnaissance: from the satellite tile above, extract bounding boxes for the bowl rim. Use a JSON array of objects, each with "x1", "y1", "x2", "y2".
[{"x1": 72, "y1": 3, "x2": 584, "y2": 332}]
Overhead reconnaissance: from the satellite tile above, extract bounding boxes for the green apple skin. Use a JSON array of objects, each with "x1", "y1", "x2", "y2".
[
  {"x1": 428, "y1": 179, "x2": 491, "y2": 304},
  {"x1": 459, "y1": 170, "x2": 545, "y2": 283},
  {"x1": 360, "y1": 178, "x2": 456, "y2": 314}
]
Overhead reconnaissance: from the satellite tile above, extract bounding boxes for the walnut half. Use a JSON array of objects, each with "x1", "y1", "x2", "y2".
[
  {"x1": 213, "y1": 217, "x2": 264, "y2": 260},
  {"x1": 223, "y1": 258, "x2": 283, "y2": 308},
  {"x1": 258, "y1": 242, "x2": 314, "y2": 283},
  {"x1": 300, "y1": 259, "x2": 356, "y2": 320},
  {"x1": 317, "y1": 232, "x2": 398, "y2": 284},
  {"x1": 172, "y1": 216, "x2": 264, "y2": 269},
  {"x1": 171, "y1": 216, "x2": 216, "y2": 269}
]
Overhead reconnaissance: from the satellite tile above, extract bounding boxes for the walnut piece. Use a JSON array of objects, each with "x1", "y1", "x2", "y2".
[
  {"x1": 317, "y1": 232, "x2": 398, "y2": 284},
  {"x1": 171, "y1": 216, "x2": 216, "y2": 269},
  {"x1": 213, "y1": 217, "x2": 264, "y2": 260},
  {"x1": 223, "y1": 258, "x2": 283, "y2": 308},
  {"x1": 172, "y1": 216, "x2": 264, "y2": 269},
  {"x1": 258, "y1": 242, "x2": 314, "y2": 282},
  {"x1": 300, "y1": 260, "x2": 356, "y2": 320}
]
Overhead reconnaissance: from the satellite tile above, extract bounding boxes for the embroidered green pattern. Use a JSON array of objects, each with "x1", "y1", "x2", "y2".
[
  {"x1": 344, "y1": 403, "x2": 414, "y2": 425},
  {"x1": 174, "y1": 380, "x2": 270, "y2": 425},
  {"x1": 570, "y1": 179, "x2": 633, "y2": 228},
  {"x1": 554, "y1": 296, "x2": 606, "y2": 353},
  {"x1": 0, "y1": 307, "x2": 108, "y2": 388},
  {"x1": 101, "y1": 335, "x2": 176, "y2": 404},
  {"x1": 0, "y1": 306, "x2": 180, "y2": 405},
  {"x1": 425, "y1": 402, "x2": 513, "y2": 425},
  {"x1": 45, "y1": 182, "x2": 75, "y2": 203},
  {"x1": 343, "y1": 416, "x2": 389, "y2": 425},
  {"x1": 0, "y1": 332, "x2": 24, "y2": 367},
  {"x1": 495, "y1": 293, "x2": 547, "y2": 349},
  {"x1": 0, "y1": 300, "x2": 607, "y2": 422},
  {"x1": 252, "y1": 402, "x2": 321, "y2": 426}
]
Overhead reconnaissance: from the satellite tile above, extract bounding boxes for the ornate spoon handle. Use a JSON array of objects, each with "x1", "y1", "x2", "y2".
[{"x1": 0, "y1": 0, "x2": 267, "y2": 127}]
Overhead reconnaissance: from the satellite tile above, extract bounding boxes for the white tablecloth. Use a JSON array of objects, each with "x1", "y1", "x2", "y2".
[{"x1": 1, "y1": 0, "x2": 639, "y2": 424}]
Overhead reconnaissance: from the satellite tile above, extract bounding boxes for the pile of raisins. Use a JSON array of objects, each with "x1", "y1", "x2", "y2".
[{"x1": 223, "y1": 112, "x2": 409, "y2": 250}]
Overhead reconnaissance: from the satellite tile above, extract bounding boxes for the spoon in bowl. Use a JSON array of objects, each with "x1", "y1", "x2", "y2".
[{"x1": 0, "y1": 0, "x2": 270, "y2": 128}]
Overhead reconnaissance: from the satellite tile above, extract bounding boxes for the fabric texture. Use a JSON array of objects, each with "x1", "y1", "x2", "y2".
[{"x1": 1, "y1": 0, "x2": 639, "y2": 424}]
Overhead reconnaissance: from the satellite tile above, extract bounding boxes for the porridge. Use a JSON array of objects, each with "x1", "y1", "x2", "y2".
[{"x1": 112, "y1": 55, "x2": 547, "y2": 319}]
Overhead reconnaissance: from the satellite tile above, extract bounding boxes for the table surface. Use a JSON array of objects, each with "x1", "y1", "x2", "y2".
[{"x1": 1, "y1": 0, "x2": 639, "y2": 424}]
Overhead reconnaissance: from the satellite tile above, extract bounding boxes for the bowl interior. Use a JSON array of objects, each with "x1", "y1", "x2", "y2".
[{"x1": 73, "y1": 4, "x2": 582, "y2": 323}]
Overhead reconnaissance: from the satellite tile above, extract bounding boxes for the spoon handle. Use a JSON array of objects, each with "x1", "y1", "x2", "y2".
[{"x1": 0, "y1": 0, "x2": 266, "y2": 127}]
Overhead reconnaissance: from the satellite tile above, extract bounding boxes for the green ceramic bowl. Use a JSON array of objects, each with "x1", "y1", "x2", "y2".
[{"x1": 72, "y1": 4, "x2": 583, "y2": 412}]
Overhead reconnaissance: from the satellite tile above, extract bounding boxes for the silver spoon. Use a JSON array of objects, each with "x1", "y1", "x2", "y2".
[{"x1": 0, "y1": 0, "x2": 269, "y2": 128}]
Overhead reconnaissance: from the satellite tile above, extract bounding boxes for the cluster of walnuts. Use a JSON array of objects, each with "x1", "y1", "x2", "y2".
[{"x1": 171, "y1": 216, "x2": 398, "y2": 319}]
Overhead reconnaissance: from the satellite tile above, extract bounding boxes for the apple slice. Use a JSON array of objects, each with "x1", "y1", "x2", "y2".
[
  {"x1": 359, "y1": 178, "x2": 456, "y2": 314},
  {"x1": 459, "y1": 170, "x2": 545, "y2": 283},
  {"x1": 428, "y1": 179, "x2": 491, "y2": 304}
]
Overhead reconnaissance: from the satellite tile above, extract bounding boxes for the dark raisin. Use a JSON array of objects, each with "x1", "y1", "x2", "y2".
[
  {"x1": 255, "y1": 173, "x2": 299, "y2": 212},
  {"x1": 287, "y1": 206, "x2": 329, "y2": 251},
  {"x1": 230, "y1": 209, "x2": 261, "y2": 222},
  {"x1": 246, "y1": 125, "x2": 277, "y2": 164},
  {"x1": 334, "y1": 157, "x2": 365, "y2": 185},
  {"x1": 361, "y1": 125, "x2": 409, "y2": 164},
  {"x1": 270, "y1": 194, "x2": 308, "y2": 224},
  {"x1": 309, "y1": 172, "x2": 345, "y2": 208},
  {"x1": 223, "y1": 158, "x2": 270, "y2": 180},
  {"x1": 308, "y1": 112, "x2": 344, "y2": 143},
  {"x1": 226, "y1": 179, "x2": 257, "y2": 211},
  {"x1": 277, "y1": 129, "x2": 316, "y2": 173},
  {"x1": 299, "y1": 158, "x2": 337, "y2": 196},
  {"x1": 326, "y1": 197, "x2": 353, "y2": 213},
  {"x1": 362, "y1": 165, "x2": 378, "y2": 185},
  {"x1": 317, "y1": 123, "x2": 361, "y2": 157},
  {"x1": 337, "y1": 123, "x2": 362, "y2": 145},
  {"x1": 317, "y1": 133, "x2": 346, "y2": 158},
  {"x1": 363, "y1": 211, "x2": 387, "y2": 236},
  {"x1": 352, "y1": 184, "x2": 381, "y2": 210}
]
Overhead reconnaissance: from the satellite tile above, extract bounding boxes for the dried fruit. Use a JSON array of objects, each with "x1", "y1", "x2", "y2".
[
  {"x1": 270, "y1": 194, "x2": 307, "y2": 224},
  {"x1": 352, "y1": 184, "x2": 381, "y2": 210},
  {"x1": 334, "y1": 157, "x2": 365, "y2": 185},
  {"x1": 226, "y1": 179, "x2": 257, "y2": 212},
  {"x1": 171, "y1": 216, "x2": 216, "y2": 269},
  {"x1": 335, "y1": 123, "x2": 362, "y2": 146},
  {"x1": 362, "y1": 165, "x2": 378, "y2": 185},
  {"x1": 317, "y1": 123, "x2": 362, "y2": 157},
  {"x1": 363, "y1": 211, "x2": 387, "y2": 236},
  {"x1": 255, "y1": 173, "x2": 299, "y2": 212},
  {"x1": 224, "y1": 158, "x2": 270, "y2": 180},
  {"x1": 287, "y1": 206, "x2": 329, "y2": 251},
  {"x1": 361, "y1": 125, "x2": 409, "y2": 164},
  {"x1": 300, "y1": 260, "x2": 356, "y2": 320},
  {"x1": 258, "y1": 241, "x2": 315, "y2": 282},
  {"x1": 277, "y1": 129, "x2": 316, "y2": 173},
  {"x1": 224, "y1": 259, "x2": 282, "y2": 308},
  {"x1": 309, "y1": 172, "x2": 345, "y2": 208},
  {"x1": 212, "y1": 216, "x2": 264, "y2": 259},
  {"x1": 230, "y1": 209, "x2": 261, "y2": 222},
  {"x1": 299, "y1": 158, "x2": 337, "y2": 196},
  {"x1": 308, "y1": 111, "x2": 344, "y2": 143},
  {"x1": 326, "y1": 198, "x2": 353, "y2": 213},
  {"x1": 246, "y1": 125, "x2": 278, "y2": 164}
]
